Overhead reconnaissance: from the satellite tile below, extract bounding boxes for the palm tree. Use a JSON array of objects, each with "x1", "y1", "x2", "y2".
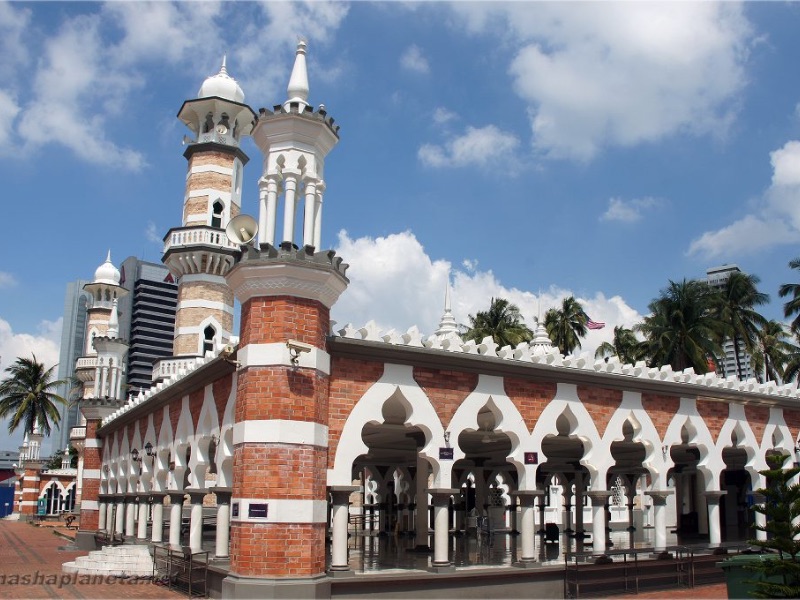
[
  {"x1": 780, "y1": 257, "x2": 800, "y2": 333},
  {"x1": 544, "y1": 296, "x2": 588, "y2": 355},
  {"x1": 751, "y1": 320, "x2": 800, "y2": 383},
  {"x1": 710, "y1": 271, "x2": 769, "y2": 380},
  {"x1": 594, "y1": 326, "x2": 645, "y2": 365},
  {"x1": 637, "y1": 279, "x2": 725, "y2": 373},
  {"x1": 0, "y1": 355, "x2": 67, "y2": 437},
  {"x1": 462, "y1": 297, "x2": 533, "y2": 347}
]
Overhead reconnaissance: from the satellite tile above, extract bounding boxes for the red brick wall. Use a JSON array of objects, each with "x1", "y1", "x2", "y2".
[
  {"x1": 577, "y1": 386, "x2": 623, "y2": 437},
  {"x1": 784, "y1": 408, "x2": 800, "y2": 443},
  {"x1": 229, "y1": 523, "x2": 325, "y2": 576},
  {"x1": 696, "y1": 399, "x2": 730, "y2": 443},
  {"x1": 235, "y1": 368, "x2": 328, "y2": 422},
  {"x1": 190, "y1": 389, "x2": 204, "y2": 431},
  {"x1": 327, "y1": 358, "x2": 384, "y2": 468},
  {"x1": 504, "y1": 378, "x2": 557, "y2": 430},
  {"x1": 240, "y1": 296, "x2": 328, "y2": 347},
  {"x1": 413, "y1": 367, "x2": 478, "y2": 428},
  {"x1": 213, "y1": 375, "x2": 233, "y2": 425},
  {"x1": 744, "y1": 405, "x2": 770, "y2": 446},
  {"x1": 232, "y1": 446, "x2": 326, "y2": 499},
  {"x1": 641, "y1": 394, "x2": 681, "y2": 439}
]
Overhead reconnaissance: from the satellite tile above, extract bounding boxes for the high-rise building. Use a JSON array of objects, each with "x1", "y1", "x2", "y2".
[
  {"x1": 54, "y1": 280, "x2": 90, "y2": 453},
  {"x1": 117, "y1": 257, "x2": 178, "y2": 394},
  {"x1": 706, "y1": 264, "x2": 754, "y2": 380}
]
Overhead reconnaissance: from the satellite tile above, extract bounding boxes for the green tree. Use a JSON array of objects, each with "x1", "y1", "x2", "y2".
[
  {"x1": 462, "y1": 297, "x2": 533, "y2": 347},
  {"x1": 711, "y1": 271, "x2": 769, "y2": 380},
  {"x1": 637, "y1": 279, "x2": 724, "y2": 373},
  {"x1": 544, "y1": 296, "x2": 588, "y2": 355},
  {"x1": 779, "y1": 257, "x2": 800, "y2": 334},
  {"x1": 0, "y1": 355, "x2": 67, "y2": 437},
  {"x1": 594, "y1": 325, "x2": 645, "y2": 365},
  {"x1": 751, "y1": 321, "x2": 800, "y2": 383},
  {"x1": 747, "y1": 453, "x2": 800, "y2": 598}
]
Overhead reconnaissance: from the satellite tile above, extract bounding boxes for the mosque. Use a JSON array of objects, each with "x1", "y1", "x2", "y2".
[{"x1": 13, "y1": 42, "x2": 800, "y2": 598}]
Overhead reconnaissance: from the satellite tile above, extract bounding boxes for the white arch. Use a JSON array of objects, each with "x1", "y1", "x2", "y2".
[
  {"x1": 663, "y1": 398, "x2": 719, "y2": 490},
  {"x1": 603, "y1": 391, "x2": 664, "y2": 485}
]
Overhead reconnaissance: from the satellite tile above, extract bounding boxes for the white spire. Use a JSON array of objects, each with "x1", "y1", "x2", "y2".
[
  {"x1": 433, "y1": 283, "x2": 460, "y2": 338},
  {"x1": 285, "y1": 39, "x2": 309, "y2": 109},
  {"x1": 108, "y1": 298, "x2": 119, "y2": 339},
  {"x1": 531, "y1": 318, "x2": 554, "y2": 355}
]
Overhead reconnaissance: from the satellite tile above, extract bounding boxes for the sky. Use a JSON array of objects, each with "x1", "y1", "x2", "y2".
[{"x1": 2, "y1": 1, "x2": 800, "y2": 453}]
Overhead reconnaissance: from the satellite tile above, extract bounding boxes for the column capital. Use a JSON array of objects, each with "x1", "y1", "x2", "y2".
[
  {"x1": 330, "y1": 485, "x2": 360, "y2": 501},
  {"x1": 150, "y1": 492, "x2": 167, "y2": 502},
  {"x1": 511, "y1": 490, "x2": 544, "y2": 506},
  {"x1": 168, "y1": 491, "x2": 187, "y2": 504},
  {"x1": 587, "y1": 490, "x2": 613, "y2": 505},
  {"x1": 186, "y1": 489, "x2": 207, "y2": 504},
  {"x1": 703, "y1": 491, "x2": 727, "y2": 503},
  {"x1": 211, "y1": 487, "x2": 233, "y2": 504},
  {"x1": 429, "y1": 488, "x2": 459, "y2": 497},
  {"x1": 646, "y1": 490, "x2": 674, "y2": 505}
]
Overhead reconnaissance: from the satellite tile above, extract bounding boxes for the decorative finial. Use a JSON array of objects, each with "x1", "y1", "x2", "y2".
[
  {"x1": 433, "y1": 281, "x2": 459, "y2": 339},
  {"x1": 220, "y1": 55, "x2": 228, "y2": 76},
  {"x1": 106, "y1": 249, "x2": 112, "y2": 263},
  {"x1": 108, "y1": 298, "x2": 119, "y2": 339},
  {"x1": 286, "y1": 39, "x2": 310, "y2": 106}
]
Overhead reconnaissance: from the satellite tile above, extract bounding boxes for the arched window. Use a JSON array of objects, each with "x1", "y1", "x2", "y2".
[
  {"x1": 203, "y1": 325, "x2": 216, "y2": 355},
  {"x1": 43, "y1": 482, "x2": 59, "y2": 515},
  {"x1": 64, "y1": 485, "x2": 76, "y2": 513},
  {"x1": 211, "y1": 200, "x2": 224, "y2": 228}
]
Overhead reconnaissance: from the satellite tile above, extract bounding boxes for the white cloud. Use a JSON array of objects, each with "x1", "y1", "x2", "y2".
[
  {"x1": 419, "y1": 125, "x2": 520, "y2": 169},
  {"x1": 601, "y1": 197, "x2": 660, "y2": 223},
  {"x1": 433, "y1": 107, "x2": 457, "y2": 125},
  {"x1": 449, "y1": 2, "x2": 753, "y2": 160},
  {"x1": 0, "y1": 272, "x2": 16, "y2": 288},
  {"x1": 145, "y1": 222, "x2": 162, "y2": 245},
  {"x1": 332, "y1": 229, "x2": 643, "y2": 355},
  {"x1": 688, "y1": 140, "x2": 800, "y2": 258},
  {"x1": 0, "y1": 1, "x2": 30, "y2": 79},
  {"x1": 400, "y1": 44, "x2": 430, "y2": 74}
]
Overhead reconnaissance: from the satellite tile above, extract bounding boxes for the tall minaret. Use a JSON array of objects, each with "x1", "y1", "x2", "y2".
[
  {"x1": 223, "y1": 42, "x2": 348, "y2": 597},
  {"x1": 252, "y1": 40, "x2": 340, "y2": 249},
  {"x1": 163, "y1": 58, "x2": 257, "y2": 358}
]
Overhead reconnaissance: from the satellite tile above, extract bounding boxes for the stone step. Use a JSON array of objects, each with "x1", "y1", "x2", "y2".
[{"x1": 62, "y1": 543, "x2": 154, "y2": 576}]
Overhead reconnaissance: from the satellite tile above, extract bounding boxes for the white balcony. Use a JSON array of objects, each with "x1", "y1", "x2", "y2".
[
  {"x1": 163, "y1": 226, "x2": 238, "y2": 254},
  {"x1": 152, "y1": 357, "x2": 199, "y2": 382},
  {"x1": 70, "y1": 426, "x2": 86, "y2": 441}
]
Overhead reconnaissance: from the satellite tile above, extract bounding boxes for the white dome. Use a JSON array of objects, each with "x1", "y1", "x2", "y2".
[
  {"x1": 198, "y1": 57, "x2": 244, "y2": 103},
  {"x1": 94, "y1": 251, "x2": 120, "y2": 286}
]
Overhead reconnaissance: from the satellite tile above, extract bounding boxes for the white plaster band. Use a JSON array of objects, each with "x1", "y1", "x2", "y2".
[
  {"x1": 19, "y1": 501, "x2": 37, "y2": 507},
  {"x1": 176, "y1": 300, "x2": 235, "y2": 315},
  {"x1": 230, "y1": 498, "x2": 326, "y2": 524},
  {"x1": 84, "y1": 439, "x2": 102, "y2": 448},
  {"x1": 179, "y1": 273, "x2": 228, "y2": 285},
  {"x1": 187, "y1": 189, "x2": 232, "y2": 201},
  {"x1": 82, "y1": 469, "x2": 101, "y2": 479},
  {"x1": 189, "y1": 165, "x2": 233, "y2": 176},
  {"x1": 80, "y1": 500, "x2": 99, "y2": 510},
  {"x1": 233, "y1": 420, "x2": 328, "y2": 446},
  {"x1": 176, "y1": 325, "x2": 234, "y2": 338},
  {"x1": 239, "y1": 342, "x2": 330, "y2": 374}
]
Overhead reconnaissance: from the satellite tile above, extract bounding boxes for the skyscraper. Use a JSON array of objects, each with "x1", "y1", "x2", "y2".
[
  {"x1": 706, "y1": 264, "x2": 754, "y2": 380},
  {"x1": 117, "y1": 257, "x2": 178, "y2": 394},
  {"x1": 54, "y1": 280, "x2": 90, "y2": 453}
]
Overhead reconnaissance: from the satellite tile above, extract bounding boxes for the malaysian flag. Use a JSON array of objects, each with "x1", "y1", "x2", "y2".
[{"x1": 587, "y1": 318, "x2": 605, "y2": 330}]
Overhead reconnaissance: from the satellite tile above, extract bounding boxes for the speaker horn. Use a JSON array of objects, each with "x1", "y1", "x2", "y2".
[{"x1": 225, "y1": 214, "x2": 259, "y2": 246}]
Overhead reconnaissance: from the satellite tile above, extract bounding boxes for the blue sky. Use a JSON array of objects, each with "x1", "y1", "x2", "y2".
[{"x1": 2, "y1": 1, "x2": 800, "y2": 451}]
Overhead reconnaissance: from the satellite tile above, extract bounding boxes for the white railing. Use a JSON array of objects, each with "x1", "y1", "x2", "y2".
[
  {"x1": 163, "y1": 227, "x2": 238, "y2": 254},
  {"x1": 70, "y1": 426, "x2": 86, "y2": 441},
  {"x1": 75, "y1": 356, "x2": 98, "y2": 370},
  {"x1": 152, "y1": 357, "x2": 198, "y2": 382}
]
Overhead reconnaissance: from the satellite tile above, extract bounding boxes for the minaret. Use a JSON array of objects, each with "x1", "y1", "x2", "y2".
[
  {"x1": 163, "y1": 58, "x2": 257, "y2": 358},
  {"x1": 223, "y1": 42, "x2": 348, "y2": 597},
  {"x1": 432, "y1": 284, "x2": 460, "y2": 340},
  {"x1": 252, "y1": 40, "x2": 340, "y2": 249}
]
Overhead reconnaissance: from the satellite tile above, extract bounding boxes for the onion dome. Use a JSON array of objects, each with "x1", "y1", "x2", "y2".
[
  {"x1": 93, "y1": 250, "x2": 120, "y2": 286},
  {"x1": 198, "y1": 56, "x2": 245, "y2": 103}
]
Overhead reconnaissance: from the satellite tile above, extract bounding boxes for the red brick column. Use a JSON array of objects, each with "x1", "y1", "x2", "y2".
[
  {"x1": 19, "y1": 465, "x2": 42, "y2": 518},
  {"x1": 224, "y1": 249, "x2": 348, "y2": 597}
]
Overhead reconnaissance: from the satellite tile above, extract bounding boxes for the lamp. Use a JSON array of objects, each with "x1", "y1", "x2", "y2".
[
  {"x1": 131, "y1": 448, "x2": 141, "y2": 462},
  {"x1": 443, "y1": 431, "x2": 450, "y2": 447},
  {"x1": 144, "y1": 442, "x2": 154, "y2": 458},
  {"x1": 661, "y1": 444, "x2": 670, "y2": 459},
  {"x1": 103, "y1": 465, "x2": 109, "y2": 474}
]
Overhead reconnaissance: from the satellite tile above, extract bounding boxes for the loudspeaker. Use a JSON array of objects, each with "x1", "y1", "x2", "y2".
[{"x1": 225, "y1": 214, "x2": 258, "y2": 246}]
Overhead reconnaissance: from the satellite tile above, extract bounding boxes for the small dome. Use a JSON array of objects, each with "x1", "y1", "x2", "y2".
[
  {"x1": 198, "y1": 57, "x2": 244, "y2": 103},
  {"x1": 94, "y1": 251, "x2": 120, "y2": 286}
]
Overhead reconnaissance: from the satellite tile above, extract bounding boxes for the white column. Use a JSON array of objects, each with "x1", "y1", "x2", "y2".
[
  {"x1": 99, "y1": 365, "x2": 108, "y2": 398},
  {"x1": 513, "y1": 491, "x2": 541, "y2": 565},
  {"x1": 302, "y1": 179, "x2": 317, "y2": 247},
  {"x1": 414, "y1": 456, "x2": 430, "y2": 550},
  {"x1": 114, "y1": 500, "x2": 125, "y2": 536},
  {"x1": 329, "y1": 486, "x2": 359, "y2": 573},
  {"x1": 257, "y1": 182, "x2": 269, "y2": 246},
  {"x1": 97, "y1": 500, "x2": 107, "y2": 531},
  {"x1": 151, "y1": 494, "x2": 164, "y2": 543},
  {"x1": 431, "y1": 489, "x2": 457, "y2": 570},
  {"x1": 313, "y1": 185, "x2": 324, "y2": 248},
  {"x1": 109, "y1": 366, "x2": 118, "y2": 401},
  {"x1": 647, "y1": 490, "x2": 673, "y2": 553},
  {"x1": 264, "y1": 177, "x2": 279, "y2": 246},
  {"x1": 137, "y1": 497, "x2": 148, "y2": 540},
  {"x1": 705, "y1": 491, "x2": 725, "y2": 547},
  {"x1": 94, "y1": 363, "x2": 102, "y2": 395},
  {"x1": 588, "y1": 491, "x2": 612, "y2": 555},
  {"x1": 281, "y1": 173, "x2": 298, "y2": 244},
  {"x1": 213, "y1": 488, "x2": 231, "y2": 559},
  {"x1": 169, "y1": 493, "x2": 183, "y2": 547},
  {"x1": 188, "y1": 491, "x2": 204, "y2": 553},
  {"x1": 125, "y1": 497, "x2": 136, "y2": 537}
]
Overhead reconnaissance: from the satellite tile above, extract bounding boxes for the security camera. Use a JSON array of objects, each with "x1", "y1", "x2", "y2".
[{"x1": 287, "y1": 340, "x2": 313, "y2": 365}]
